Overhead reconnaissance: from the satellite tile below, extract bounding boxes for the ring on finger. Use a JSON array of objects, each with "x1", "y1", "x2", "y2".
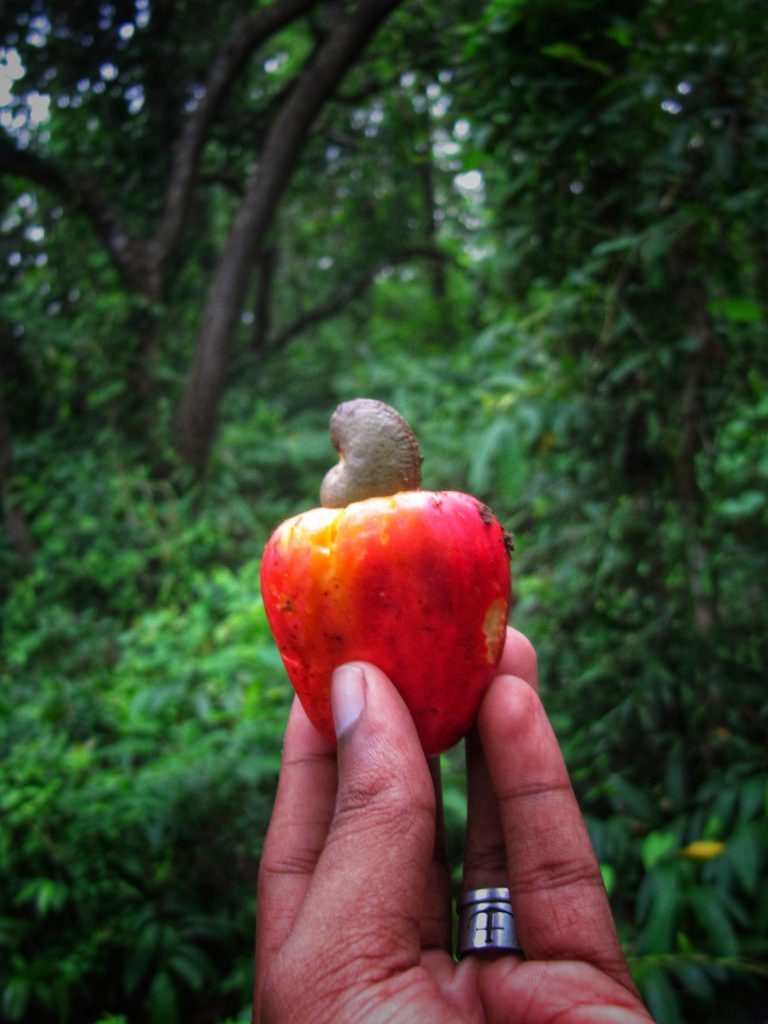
[{"x1": 456, "y1": 887, "x2": 523, "y2": 959}]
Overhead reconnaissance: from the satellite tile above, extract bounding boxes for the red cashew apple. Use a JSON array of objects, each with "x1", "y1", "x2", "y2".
[{"x1": 260, "y1": 399, "x2": 512, "y2": 755}]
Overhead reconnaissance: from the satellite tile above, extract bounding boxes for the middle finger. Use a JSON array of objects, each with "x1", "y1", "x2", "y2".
[
  {"x1": 463, "y1": 628, "x2": 539, "y2": 891},
  {"x1": 420, "y1": 757, "x2": 453, "y2": 951}
]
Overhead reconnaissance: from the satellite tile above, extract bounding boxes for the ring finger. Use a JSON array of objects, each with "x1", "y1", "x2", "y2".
[{"x1": 462, "y1": 628, "x2": 538, "y2": 893}]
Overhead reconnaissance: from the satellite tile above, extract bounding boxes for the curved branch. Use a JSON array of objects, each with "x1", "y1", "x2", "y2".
[
  {"x1": 175, "y1": 0, "x2": 403, "y2": 472},
  {"x1": 150, "y1": 0, "x2": 321, "y2": 270},
  {"x1": 0, "y1": 133, "x2": 149, "y2": 291},
  {"x1": 0, "y1": 0, "x2": 323, "y2": 293},
  {"x1": 0, "y1": 388, "x2": 35, "y2": 575},
  {"x1": 268, "y1": 247, "x2": 450, "y2": 349}
]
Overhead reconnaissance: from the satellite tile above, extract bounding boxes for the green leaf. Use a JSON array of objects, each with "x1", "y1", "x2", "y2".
[
  {"x1": 540, "y1": 42, "x2": 611, "y2": 76},
  {"x1": 124, "y1": 923, "x2": 162, "y2": 995},
  {"x1": 642, "y1": 832, "x2": 677, "y2": 871},
  {"x1": 592, "y1": 233, "x2": 644, "y2": 256},
  {"x1": 1, "y1": 978, "x2": 30, "y2": 1021},
  {"x1": 664, "y1": 748, "x2": 687, "y2": 810},
  {"x1": 725, "y1": 826, "x2": 763, "y2": 895},
  {"x1": 467, "y1": 418, "x2": 514, "y2": 495},
  {"x1": 144, "y1": 970, "x2": 178, "y2": 1024},
  {"x1": 670, "y1": 960, "x2": 714, "y2": 1001},
  {"x1": 600, "y1": 862, "x2": 616, "y2": 895},
  {"x1": 609, "y1": 775, "x2": 659, "y2": 823},
  {"x1": 14, "y1": 878, "x2": 68, "y2": 917},
  {"x1": 688, "y1": 888, "x2": 740, "y2": 956},
  {"x1": 739, "y1": 776, "x2": 767, "y2": 821},
  {"x1": 718, "y1": 491, "x2": 766, "y2": 519},
  {"x1": 603, "y1": 26, "x2": 633, "y2": 48},
  {"x1": 640, "y1": 965, "x2": 683, "y2": 1024},
  {"x1": 169, "y1": 943, "x2": 215, "y2": 992},
  {"x1": 638, "y1": 866, "x2": 680, "y2": 953},
  {"x1": 708, "y1": 297, "x2": 763, "y2": 323}
]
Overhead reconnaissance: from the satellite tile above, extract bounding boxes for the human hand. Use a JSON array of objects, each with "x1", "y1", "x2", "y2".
[{"x1": 254, "y1": 628, "x2": 654, "y2": 1023}]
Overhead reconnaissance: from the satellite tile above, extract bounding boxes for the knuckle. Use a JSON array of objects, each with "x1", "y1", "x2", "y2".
[
  {"x1": 331, "y1": 763, "x2": 435, "y2": 868},
  {"x1": 340, "y1": 744, "x2": 435, "y2": 824},
  {"x1": 496, "y1": 774, "x2": 573, "y2": 810},
  {"x1": 521, "y1": 853, "x2": 602, "y2": 895},
  {"x1": 259, "y1": 846, "x2": 321, "y2": 882},
  {"x1": 281, "y1": 749, "x2": 334, "y2": 773},
  {"x1": 335, "y1": 776, "x2": 434, "y2": 853},
  {"x1": 258, "y1": 820, "x2": 325, "y2": 884},
  {"x1": 463, "y1": 836, "x2": 508, "y2": 875}
]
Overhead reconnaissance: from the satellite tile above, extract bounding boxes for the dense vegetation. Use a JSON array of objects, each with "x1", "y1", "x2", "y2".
[{"x1": 1, "y1": 1, "x2": 766, "y2": 1021}]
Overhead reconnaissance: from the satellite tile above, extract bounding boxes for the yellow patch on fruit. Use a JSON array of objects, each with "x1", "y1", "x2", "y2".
[{"x1": 482, "y1": 596, "x2": 507, "y2": 663}]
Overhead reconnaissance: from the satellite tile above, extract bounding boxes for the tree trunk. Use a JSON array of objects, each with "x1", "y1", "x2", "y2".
[
  {"x1": 0, "y1": 0, "x2": 322, "y2": 451},
  {"x1": 412, "y1": 102, "x2": 446, "y2": 301},
  {"x1": 674, "y1": 270, "x2": 719, "y2": 636},
  {"x1": 252, "y1": 245, "x2": 279, "y2": 353},
  {"x1": 0, "y1": 390, "x2": 35, "y2": 576},
  {"x1": 174, "y1": 0, "x2": 402, "y2": 473}
]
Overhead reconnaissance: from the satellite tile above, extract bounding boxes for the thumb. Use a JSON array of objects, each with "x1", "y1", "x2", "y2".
[{"x1": 301, "y1": 662, "x2": 437, "y2": 974}]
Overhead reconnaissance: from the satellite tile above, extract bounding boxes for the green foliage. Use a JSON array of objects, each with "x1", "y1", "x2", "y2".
[
  {"x1": 2, "y1": 0, "x2": 767, "y2": 1021},
  {"x1": 1, "y1": 551, "x2": 287, "y2": 1023}
]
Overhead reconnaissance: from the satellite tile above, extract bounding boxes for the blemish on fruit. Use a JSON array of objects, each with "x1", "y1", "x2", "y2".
[
  {"x1": 477, "y1": 502, "x2": 494, "y2": 527},
  {"x1": 482, "y1": 596, "x2": 507, "y2": 663}
]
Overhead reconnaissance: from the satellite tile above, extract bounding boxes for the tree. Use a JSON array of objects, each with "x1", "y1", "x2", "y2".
[
  {"x1": 0, "y1": 388, "x2": 34, "y2": 574},
  {"x1": 173, "y1": 0, "x2": 402, "y2": 472},
  {"x1": 1, "y1": 0, "x2": 407, "y2": 469},
  {"x1": 2, "y1": 2, "x2": 767, "y2": 1021}
]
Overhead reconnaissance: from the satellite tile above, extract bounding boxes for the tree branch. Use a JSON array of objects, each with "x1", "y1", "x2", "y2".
[
  {"x1": 1, "y1": 0, "x2": 324, "y2": 295},
  {"x1": 150, "y1": 0, "x2": 321, "y2": 272},
  {"x1": 175, "y1": 0, "x2": 403, "y2": 472},
  {"x1": 268, "y1": 247, "x2": 450, "y2": 349},
  {"x1": 0, "y1": 387, "x2": 35, "y2": 575},
  {"x1": 0, "y1": 133, "x2": 148, "y2": 292}
]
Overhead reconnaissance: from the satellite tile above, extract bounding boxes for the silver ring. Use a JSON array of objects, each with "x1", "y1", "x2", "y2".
[{"x1": 457, "y1": 887, "x2": 522, "y2": 958}]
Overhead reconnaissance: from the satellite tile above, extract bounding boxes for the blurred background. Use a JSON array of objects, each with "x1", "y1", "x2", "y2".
[{"x1": 1, "y1": 1, "x2": 767, "y2": 1021}]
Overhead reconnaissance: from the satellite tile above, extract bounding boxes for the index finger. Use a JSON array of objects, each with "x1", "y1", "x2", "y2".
[
  {"x1": 254, "y1": 697, "x2": 338, "y2": 1012},
  {"x1": 477, "y1": 675, "x2": 635, "y2": 989}
]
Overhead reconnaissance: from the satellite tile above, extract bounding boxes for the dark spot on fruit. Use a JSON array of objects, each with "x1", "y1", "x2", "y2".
[
  {"x1": 477, "y1": 502, "x2": 494, "y2": 526},
  {"x1": 503, "y1": 530, "x2": 515, "y2": 557}
]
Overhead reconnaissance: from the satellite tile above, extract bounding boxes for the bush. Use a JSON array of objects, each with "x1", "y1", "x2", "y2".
[{"x1": 1, "y1": 560, "x2": 289, "y2": 1023}]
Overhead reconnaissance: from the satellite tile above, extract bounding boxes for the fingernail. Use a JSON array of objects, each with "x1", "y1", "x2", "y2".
[{"x1": 331, "y1": 664, "x2": 366, "y2": 738}]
